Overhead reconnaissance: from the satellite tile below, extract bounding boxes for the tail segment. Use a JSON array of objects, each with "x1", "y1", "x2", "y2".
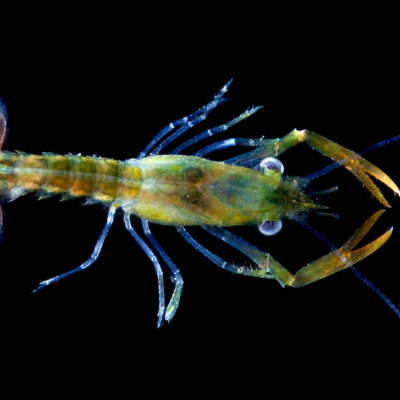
[
  {"x1": 0, "y1": 99, "x2": 7, "y2": 237},
  {"x1": 0, "y1": 151, "x2": 133, "y2": 204},
  {"x1": 0, "y1": 99, "x2": 7, "y2": 150}
]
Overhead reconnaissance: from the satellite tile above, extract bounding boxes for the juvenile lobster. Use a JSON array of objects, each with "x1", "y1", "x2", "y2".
[{"x1": 0, "y1": 80, "x2": 398, "y2": 326}]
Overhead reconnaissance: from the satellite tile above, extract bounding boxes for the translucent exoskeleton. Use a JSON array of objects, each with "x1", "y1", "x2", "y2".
[{"x1": 0, "y1": 81, "x2": 399, "y2": 327}]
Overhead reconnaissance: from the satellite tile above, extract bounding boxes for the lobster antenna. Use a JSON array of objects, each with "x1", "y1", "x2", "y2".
[{"x1": 349, "y1": 266, "x2": 400, "y2": 319}]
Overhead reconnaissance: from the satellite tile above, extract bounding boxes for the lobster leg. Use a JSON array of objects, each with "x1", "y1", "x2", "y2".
[{"x1": 32, "y1": 203, "x2": 117, "y2": 292}]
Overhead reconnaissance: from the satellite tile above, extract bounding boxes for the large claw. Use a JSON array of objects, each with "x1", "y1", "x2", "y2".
[
  {"x1": 291, "y1": 210, "x2": 393, "y2": 287},
  {"x1": 301, "y1": 130, "x2": 400, "y2": 207}
]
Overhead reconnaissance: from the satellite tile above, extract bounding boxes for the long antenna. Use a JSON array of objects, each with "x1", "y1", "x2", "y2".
[{"x1": 349, "y1": 266, "x2": 400, "y2": 319}]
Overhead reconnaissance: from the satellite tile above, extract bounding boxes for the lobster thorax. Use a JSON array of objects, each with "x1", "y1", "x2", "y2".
[{"x1": 122, "y1": 155, "x2": 322, "y2": 226}]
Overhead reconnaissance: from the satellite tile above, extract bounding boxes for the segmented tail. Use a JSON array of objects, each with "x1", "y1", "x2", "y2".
[{"x1": 0, "y1": 99, "x2": 8, "y2": 236}]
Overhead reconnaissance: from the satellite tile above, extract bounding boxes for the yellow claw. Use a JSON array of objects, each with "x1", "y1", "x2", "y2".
[
  {"x1": 343, "y1": 152, "x2": 400, "y2": 208},
  {"x1": 267, "y1": 210, "x2": 393, "y2": 288},
  {"x1": 302, "y1": 129, "x2": 400, "y2": 207},
  {"x1": 273, "y1": 129, "x2": 399, "y2": 207}
]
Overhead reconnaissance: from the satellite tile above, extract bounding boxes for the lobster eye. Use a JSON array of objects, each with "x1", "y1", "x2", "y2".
[
  {"x1": 258, "y1": 220, "x2": 283, "y2": 236},
  {"x1": 260, "y1": 157, "x2": 284, "y2": 174}
]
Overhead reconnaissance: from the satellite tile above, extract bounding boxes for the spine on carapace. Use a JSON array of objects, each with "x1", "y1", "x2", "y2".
[{"x1": 0, "y1": 152, "x2": 141, "y2": 203}]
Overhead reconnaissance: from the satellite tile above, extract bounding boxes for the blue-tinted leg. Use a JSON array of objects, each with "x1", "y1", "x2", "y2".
[
  {"x1": 32, "y1": 204, "x2": 117, "y2": 293},
  {"x1": 170, "y1": 106, "x2": 263, "y2": 155},
  {"x1": 141, "y1": 219, "x2": 183, "y2": 323},
  {"x1": 145, "y1": 79, "x2": 233, "y2": 157},
  {"x1": 176, "y1": 226, "x2": 272, "y2": 279},
  {"x1": 138, "y1": 110, "x2": 204, "y2": 159},
  {"x1": 139, "y1": 79, "x2": 232, "y2": 158},
  {"x1": 201, "y1": 226, "x2": 276, "y2": 279},
  {"x1": 123, "y1": 213, "x2": 165, "y2": 328},
  {"x1": 201, "y1": 226, "x2": 266, "y2": 266},
  {"x1": 193, "y1": 137, "x2": 266, "y2": 158},
  {"x1": 176, "y1": 227, "x2": 238, "y2": 274},
  {"x1": 225, "y1": 138, "x2": 280, "y2": 167}
]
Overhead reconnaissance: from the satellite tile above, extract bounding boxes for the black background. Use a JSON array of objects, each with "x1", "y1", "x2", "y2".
[{"x1": 1, "y1": 8, "x2": 400, "y2": 394}]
